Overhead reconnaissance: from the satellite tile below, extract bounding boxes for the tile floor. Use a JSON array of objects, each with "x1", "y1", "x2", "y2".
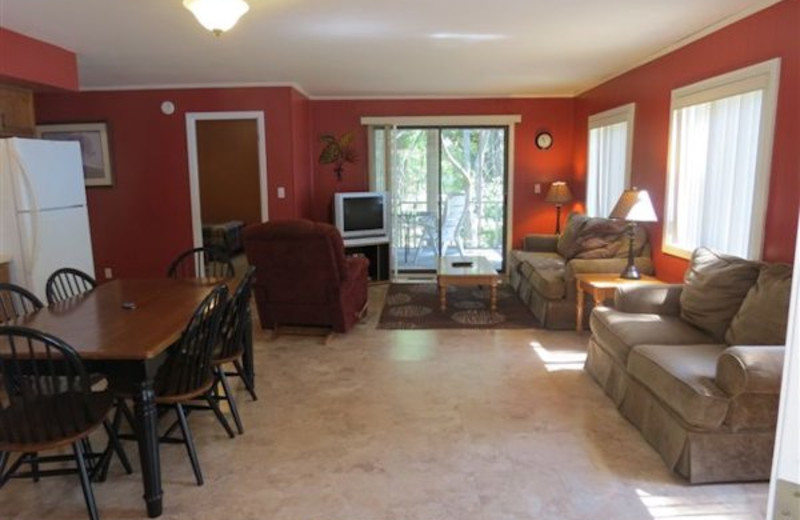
[{"x1": 0, "y1": 285, "x2": 768, "y2": 519}]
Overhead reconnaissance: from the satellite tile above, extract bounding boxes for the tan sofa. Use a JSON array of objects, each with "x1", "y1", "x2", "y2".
[
  {"x1": 509, "y1": 212, "x2": 653, "y2": 329},
  {"x1": 585, "y1": 247, "x2": 791, "y2": 483}
]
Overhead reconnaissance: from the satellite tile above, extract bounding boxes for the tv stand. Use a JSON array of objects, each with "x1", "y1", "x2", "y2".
[{"x1": 343, "y1": 236, "x2": 390, "y2": 282}]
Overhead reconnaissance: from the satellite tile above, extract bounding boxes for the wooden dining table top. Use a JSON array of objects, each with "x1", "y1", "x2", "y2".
[{"x1": 6, "y1": 278, "x2": 228, "y2": 361}]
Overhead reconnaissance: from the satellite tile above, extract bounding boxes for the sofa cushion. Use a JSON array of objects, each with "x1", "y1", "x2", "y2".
[
  {"x1": 515, "y1": 251, "x2": 565, "y2": 299},
  {"x1": 724, "y1": 263, "x2": 792, "y2": 346},
  {"x1": 590, "y1": 307, "x2": 716, "y2": 367},
  {"x1": 628, "y1": 344, "x2": 730, "y2": 429},
  {"x1": 680, "y1": 248, "x2": 761, "y2": 342}
]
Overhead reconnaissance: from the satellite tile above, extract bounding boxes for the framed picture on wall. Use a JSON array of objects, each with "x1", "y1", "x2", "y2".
[{"x1": 36, "y1": 122, "x2": 114, "y2": 187}]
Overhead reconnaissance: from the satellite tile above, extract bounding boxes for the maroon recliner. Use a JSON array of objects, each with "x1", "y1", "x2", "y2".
[{"x1": 242, "y1": 219, "x2": 369, "y2": 333}]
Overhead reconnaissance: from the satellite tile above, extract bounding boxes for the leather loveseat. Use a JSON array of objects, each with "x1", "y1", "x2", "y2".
[
  {"x1": 585, "y1": 247, "x2": 791, "y2": 483},
  {"x1": 509, "y1": 212, "x2": 653, "y2": 329}
]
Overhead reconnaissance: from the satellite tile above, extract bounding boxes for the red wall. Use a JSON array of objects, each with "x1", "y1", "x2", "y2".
[
  {"x1": 575, "y1": 0, "x2": 800, "y2": 282},
  {"x1": 310, "y1": 98, "x2": 576, "y2": 248},
  {"x1": 35, "y1": 87, "x2": 304, "y2": 278},
  {"x1": 290, "y1": 89, "x2": 313, "y2": 218},
  {"x1": 0, "y1": 28, "x2": 78, "y2": 90}
]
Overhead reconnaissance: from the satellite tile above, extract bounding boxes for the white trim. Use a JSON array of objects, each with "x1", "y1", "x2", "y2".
[
  {"x1": 588, "y1": 102, "x2": 636, "y2": 189},
  {"x1": 184, "y1": 111, "x2": 269, "y2": 250},
  {"x1": 82, "y1": 81, "x2": 312, "y2": 98},
  {"x1": 365, "y1": 117, "x2": 519, "y2": 276},
  {"x1": 662, "y1": 58, "x2": 781, "y2": 260},
  {"x1": 361, "y1": 115, "x2": 521, "y2": 127},
  {"x1": 574, "y1": 0, "x2": 785, "y2": 96},
  {"x1": 767, "y1": 212, "x2": 800, "y2": 516}
]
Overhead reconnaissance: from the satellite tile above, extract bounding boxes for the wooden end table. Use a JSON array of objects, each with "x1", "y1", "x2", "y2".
[
  {"x1": 575, "y1": 273, "x2": 662, "y2": 331},
  {"x1": 437, "y1": 256, "x2": 501, "y2": 312}
]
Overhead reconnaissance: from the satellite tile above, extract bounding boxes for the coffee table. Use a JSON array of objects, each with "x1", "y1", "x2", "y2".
[{"x1": 437, "y1": 256, "x2": 501, "y2": 312}]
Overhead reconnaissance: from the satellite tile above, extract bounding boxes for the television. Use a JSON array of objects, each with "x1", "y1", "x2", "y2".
[{"x1": 333, "y1": 191, "x2": 389, "y2": 241}]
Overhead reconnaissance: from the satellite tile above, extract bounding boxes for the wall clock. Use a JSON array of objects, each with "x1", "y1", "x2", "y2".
[{"x1": 535, "y1": 131, "x2": 553, "y2": 150}]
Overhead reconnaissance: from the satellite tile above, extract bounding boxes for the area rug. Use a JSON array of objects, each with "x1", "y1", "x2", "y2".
[{"x1": 377, "y1": 283, "x2": 539, "y2": 330}]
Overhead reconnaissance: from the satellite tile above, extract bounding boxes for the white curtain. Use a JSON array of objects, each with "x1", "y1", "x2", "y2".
[
  {"x1": 665, "y1": 90, "x2": 762, "y2": 258},
  {"x1": 587, "y1": 121, "x2": 628, "y2": 217}
]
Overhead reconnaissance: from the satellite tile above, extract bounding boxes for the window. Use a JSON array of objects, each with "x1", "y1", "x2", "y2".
[
  {"x1": 587, "y1": 103, "x2": 635, "y2": 217},
  {"x1": 664, "y1": 59, "x2": 780, "y2": 260}
]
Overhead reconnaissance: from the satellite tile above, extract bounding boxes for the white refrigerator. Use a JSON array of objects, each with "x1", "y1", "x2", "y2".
[{"x1": 0, "y1": 137, "x2": 95, "y2": 301}]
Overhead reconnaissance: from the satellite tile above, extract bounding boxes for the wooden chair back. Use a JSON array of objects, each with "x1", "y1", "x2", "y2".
[
  {"x1": 153, "y1": 285, "x2": 228, "y2": 398},
  {"x1": 0, "y1": 326, "x2": 101, "y2": 447},
  {"x1": 217, "y1": 266, "x2": 255, "y2": 361},
  {"x1": 0, "y1": 283, "x2": 43, "y2": 322},
  {"x1": 167, "y1": 246, "x2": 235, "y2": 279},
  {"x1": 45, "y1": 268, "x2": 97, "y2": 305}
]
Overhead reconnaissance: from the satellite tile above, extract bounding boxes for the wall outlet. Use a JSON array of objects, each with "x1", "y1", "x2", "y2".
[
  {"x1": 534, "y1": 183, "x2": 541, "y2": 194},
  {"x1": 277, "y1": 186, "x2": 286, "y2": 199},
  {"x1": 104, "y1": 267, "x2": 113, "y2": 279}
]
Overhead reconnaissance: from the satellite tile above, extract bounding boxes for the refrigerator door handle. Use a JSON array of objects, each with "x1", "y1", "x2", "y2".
[{"x1": 8, "y1": 142, "x2": 41, "y2": 282}]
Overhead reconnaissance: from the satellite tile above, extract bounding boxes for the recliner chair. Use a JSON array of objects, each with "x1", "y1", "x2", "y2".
[{"x1": 243, "y1": 219, "x2": 369, "y2": 333}]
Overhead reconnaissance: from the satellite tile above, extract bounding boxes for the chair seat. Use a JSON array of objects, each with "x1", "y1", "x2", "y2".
[{"x1": 0, "y1": 390, "x2": 114, "y2": 452}]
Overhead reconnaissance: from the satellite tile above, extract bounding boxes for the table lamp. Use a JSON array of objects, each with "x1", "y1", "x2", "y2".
[
  {"x1": 608, "y1": 188, "x2": 657, "y2": 279},
  {"x1": 545, "y1": 181, "x2": 573, "y2": 234}
]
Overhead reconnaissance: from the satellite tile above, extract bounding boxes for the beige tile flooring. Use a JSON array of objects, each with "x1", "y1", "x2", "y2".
[{"x1": 0, "y1": 285, "x2": 768, "y2": 519}]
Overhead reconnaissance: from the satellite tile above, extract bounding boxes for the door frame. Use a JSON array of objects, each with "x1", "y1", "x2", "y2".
[
  {"x1": 363, "y1": 115, "x2": 520, "y2": 275},
  {"x1": 185, "y1": 111, "x2": 268, "y2": 249}
]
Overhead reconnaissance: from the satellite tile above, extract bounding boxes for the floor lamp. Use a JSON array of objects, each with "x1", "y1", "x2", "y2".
[
  {"x1": 545, "y1": 182, "x2": 573, "y2": 234},
  {"x1": 608, "y1": 188, "x2": 658, "y2": 279}
]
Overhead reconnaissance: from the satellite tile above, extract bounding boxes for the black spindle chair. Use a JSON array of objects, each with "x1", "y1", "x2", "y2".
[
  {"x1": 205, "y1": 266, "x2": 257, "y2": 435},
  {"x1": 0, "y1": 283, "x2": 43, "y2": 323},
  {"x1": 114, "y1": 284, "x2": 229, "y2": 486},
  {"x1": 166, "y1": 246, "x2": 235, "y2": 279},
  {"x1": 45, "y1": 268, "x2": 97, "y2": 305},
  {"x1": 0, "y1": 326, "x2": 126, "y2": 520}
]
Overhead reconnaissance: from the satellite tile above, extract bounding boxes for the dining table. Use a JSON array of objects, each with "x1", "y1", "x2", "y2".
[{"x1": 9, "y1": 277, "x2": 251, "y2": 518}]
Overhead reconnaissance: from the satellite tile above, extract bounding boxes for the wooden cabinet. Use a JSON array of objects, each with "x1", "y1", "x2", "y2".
[
  {"x1": 0, "y1": 85, "x2": 36, "y2": 137},
  {"x1": 0, "y1": 257, "x2": 10, "y2": 284}
]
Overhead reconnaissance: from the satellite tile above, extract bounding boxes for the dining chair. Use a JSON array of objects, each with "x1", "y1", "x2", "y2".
[
  {"x1": 113, "y1": 284, "x2": 230, "y2": 486},
  {"x1": 0, "y1": 326, "x2": 127, "y2": 520},
  {"x1": 166, "y1": 246, "x2": 235, "y2": 279},
  {"x1": 208, "y1": 266, "x2": 257, "y2": 434},
  {"x1": 45, "y1": 267, "x2": 97, "y2": 305},
  {"x1": 0, "y1": 283, "x2": 43, "y2": 322}
]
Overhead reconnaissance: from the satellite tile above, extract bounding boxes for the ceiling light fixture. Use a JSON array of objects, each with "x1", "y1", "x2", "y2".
[{"x1": 183, "y1": 0, "x2": 250, "y2": 36}]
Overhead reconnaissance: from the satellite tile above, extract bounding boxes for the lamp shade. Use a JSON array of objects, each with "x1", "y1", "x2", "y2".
[
  {"x1": 544, "y1": 181, "x2": 573, "y2": 204},
  {"x1": 609, "y1": 188, "x2": 658, "y2": 222},
  {"x1": 183, "y1": 0, "x2": 250, "y2": 35}
]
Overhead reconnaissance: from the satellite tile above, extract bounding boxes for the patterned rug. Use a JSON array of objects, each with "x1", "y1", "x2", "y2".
[{"x1": 377, "y1": 283, "x2": 540, "y2": 330}]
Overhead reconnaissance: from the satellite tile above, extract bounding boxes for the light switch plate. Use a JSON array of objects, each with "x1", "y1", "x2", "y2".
[{"x1": 277, "y1": 187, "x2": 286, "y2": 199}]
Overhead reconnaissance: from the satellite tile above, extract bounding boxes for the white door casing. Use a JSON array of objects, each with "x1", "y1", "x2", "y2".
[{"x1": 185, "y1": 111, "x2": 269, "y2": 249}]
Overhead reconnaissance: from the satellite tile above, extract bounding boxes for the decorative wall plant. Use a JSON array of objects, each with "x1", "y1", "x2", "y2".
[{"x1": 319, "y1": 132, "x2": 357, "y2": 180}]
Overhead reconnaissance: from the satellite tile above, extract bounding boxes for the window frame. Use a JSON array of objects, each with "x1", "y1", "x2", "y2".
[
  {"x1": 662, "y1": 58, "x2": 781, "y2": 260},
  {"x1": 586, "y1": 103, "x2": 636, "y2": 217}
]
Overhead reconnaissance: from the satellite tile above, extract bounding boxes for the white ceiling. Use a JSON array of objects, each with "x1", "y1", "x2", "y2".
[{"x1": 0, "y1": 0, "x2": 783, "y2": 97}]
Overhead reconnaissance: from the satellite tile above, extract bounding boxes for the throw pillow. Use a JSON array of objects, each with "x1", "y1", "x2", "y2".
[
  {"x1": 556, "y1": 212, "x2": 588, "y2": 259},
  {"x1": 680, "y1": 247, "x2": 761, "y2": 342},
  {"x1": 724, "y1": 263, "x2": 793, "y2": 345},
  {"x1": 573, "y1": 219, "x2": 647, "y2": 260}
]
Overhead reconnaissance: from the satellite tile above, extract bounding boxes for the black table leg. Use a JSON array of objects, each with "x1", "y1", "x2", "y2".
[{"x1": 133, "y1": 380, "x2": 163, "y2": 518}]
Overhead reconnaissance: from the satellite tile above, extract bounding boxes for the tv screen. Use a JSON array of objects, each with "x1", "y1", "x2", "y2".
[
  {"x1": 333, "y1": 192, "x2": 388, "y2": 240},
  {"x1": 343, "y1": 196, "x2": 383, "y2": 232}
]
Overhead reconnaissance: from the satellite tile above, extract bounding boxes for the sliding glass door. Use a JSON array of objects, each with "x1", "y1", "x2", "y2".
[{"x1": 372, "y1": 126, "x2": 508, "y2": 277}]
